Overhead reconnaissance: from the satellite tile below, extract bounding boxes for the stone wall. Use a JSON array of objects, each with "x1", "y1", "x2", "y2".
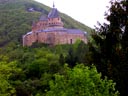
[{"x1": 23, "y1": 30, "x2": 87, "y2": 46}]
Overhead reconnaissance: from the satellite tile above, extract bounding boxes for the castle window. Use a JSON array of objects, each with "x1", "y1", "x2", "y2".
[{"x1": 70, "y1": 39, "x2": 72, "y2": 44}]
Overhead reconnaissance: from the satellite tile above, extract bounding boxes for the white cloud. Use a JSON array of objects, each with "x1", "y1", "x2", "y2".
[{"x1": 34, "y1": 0, "x2": 110, "y2": 28}]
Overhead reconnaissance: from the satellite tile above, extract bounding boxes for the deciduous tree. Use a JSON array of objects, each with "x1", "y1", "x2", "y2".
[{"x1": 46, "y1": 64, "x2": 119, "y2": 96}]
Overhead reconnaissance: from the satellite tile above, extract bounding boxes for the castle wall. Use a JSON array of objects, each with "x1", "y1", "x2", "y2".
[
  {"x1": 23, "y1": 31, "x2": 87, "y2": 46},
  {"x1": 23, "y1": 34, "x2": 32, "y2": 46},
  {"x1": 66, "y1": 34, "x2": 87, "y2": 44},
  {"x1": 23, "y1": 32, "x2": 38, "y2": 46},
  {"x1": 54, "y1": 31, "x2": 68, "y2": 45},
  {"x1": 37, "y1": 32, "x2": 47, "y2": 43}
]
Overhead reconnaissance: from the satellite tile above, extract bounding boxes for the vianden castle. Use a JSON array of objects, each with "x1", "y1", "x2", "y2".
[{"x1": 23, "y1": 4, "x2": 87, "y2": 46}]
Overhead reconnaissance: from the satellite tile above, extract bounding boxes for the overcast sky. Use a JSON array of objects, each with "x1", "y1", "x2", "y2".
[{"x1": 34, "y1": 0, "x2": 110, "y2": 28}]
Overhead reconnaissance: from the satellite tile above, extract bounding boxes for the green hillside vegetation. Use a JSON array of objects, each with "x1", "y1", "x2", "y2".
[
  {"x1": 0, "y1": 42, "x2": 118, "y2": 96},
  {"x1": 0, "y1": 0, "x2": 92, "y2": 47}
]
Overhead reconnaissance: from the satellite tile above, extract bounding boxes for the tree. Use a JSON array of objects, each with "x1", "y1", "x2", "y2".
[
  {"x1": 65, "y1": 41, "x2": 89, "y2": 67},
  {"x1": 0, "y1": 61, "x2": 19, "y2": 96},
  {"x1": 65, "y1": 47, "x2": 77, "y2": 67},
  {"x1": 90, "y1": 0, "x2": 128, "y2": 95},
  {"x1": 46, "y1": 64, "x2": 119, "y2": 96},
  {"x1": 75, "y1": 41, "x2": 89, "y2": 64},
  {"x1": 59, "y1": 53, "x2": 65, "y2": 65},
  {"x1": 0, "y1": 74, "x2": 15, "y2": 96}
]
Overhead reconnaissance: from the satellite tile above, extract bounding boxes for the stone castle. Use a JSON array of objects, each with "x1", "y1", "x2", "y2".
[{"x1": 23, "y1": 4, "x2": 87, "y2": 46}]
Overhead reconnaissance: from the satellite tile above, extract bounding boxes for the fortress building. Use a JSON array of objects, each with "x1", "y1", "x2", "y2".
[{"x1": 23, "y1": 4, "x2": 87, "y2": 46}]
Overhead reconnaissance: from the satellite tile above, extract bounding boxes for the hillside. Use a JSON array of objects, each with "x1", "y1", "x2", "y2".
[{"x1": 0, "y1": 0, "x2": 92, "y2": 47}]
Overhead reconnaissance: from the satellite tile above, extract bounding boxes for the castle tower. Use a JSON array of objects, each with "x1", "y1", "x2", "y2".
[
  {"x1": 38, "y1": 15, "x2": 48, "y2": 30},
  {"x1": 32, "y1": 21, "x2": 37, "y2": 32},
  {"x1": 53, "y1": 1, "x2": 55, "y2": 8},
  {"x1": 47, "y1": 3, "x2": 63, "y2": 28}
]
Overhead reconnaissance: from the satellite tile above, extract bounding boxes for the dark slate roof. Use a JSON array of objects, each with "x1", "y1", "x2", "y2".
[
  {"x1": 27, "y1": 31, "x2": 32, "y2": 35},
  {"x1": 39, "y1": 15, "x2": 48, "y2": 21},
  {"x1": 38, "y1": 28, "x2": 87, "y2": 35},
  {"x1": 23, "y1": 31, "x2": 32, "y2": 37},
  {"x1": 39, "y1": 28, "x2": 67, "y2": 32},
  {"x1": 67, "y1": 29, "x2": 85, "y2": 34},
  {"x1": 48, "y1": 8, "x2": 59, "y2": 18}
]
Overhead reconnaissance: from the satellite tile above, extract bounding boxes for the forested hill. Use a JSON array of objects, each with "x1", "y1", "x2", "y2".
[{"x1": 0, "y1": 0, "x2": 92, "y2": 47}]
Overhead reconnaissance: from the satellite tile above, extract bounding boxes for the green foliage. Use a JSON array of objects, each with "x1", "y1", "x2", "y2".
[
  {"x1": 3, "y1": 46, "x2": 63, "y2": 95},
  {"x1": 46, "y1": 64, "x2": 119, "y2": 96},
  {"x1": 65, "y1": 41, "x2": 91, "y2": 67},
  {"x1": 0, "y1": 41, "x2": 120, "y2": 95},
  {"x1": 0, "y1": 61, "x2": 21, "y2": 96},
  {"x1": 0, "y1": 74, "x2": 15, "y2": 96},
  {"x1": 89, "y1": 0, "x2": 128, "y2": 95}
]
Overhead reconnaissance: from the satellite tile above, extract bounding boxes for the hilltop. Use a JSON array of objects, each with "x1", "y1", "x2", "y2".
[{"x1": 0, "y1": 0, "x2": 92, "y2": 47}]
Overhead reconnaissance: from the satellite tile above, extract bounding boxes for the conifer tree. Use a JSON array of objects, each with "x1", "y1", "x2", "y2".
[{"x1": 90, "y1": 0, "x2": 128, "y2": 95}]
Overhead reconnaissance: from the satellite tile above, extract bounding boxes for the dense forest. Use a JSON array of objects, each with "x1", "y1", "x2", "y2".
[
  {"x1": 0, "y1": 42, "x2": 119, "y2": 96},
  {"x1": 0, "y1": 0, "x2": 128, "y2": 96}
]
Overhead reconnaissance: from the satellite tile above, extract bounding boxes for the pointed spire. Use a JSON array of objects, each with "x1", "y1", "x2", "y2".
[{"x1": 53, "y1": 1, "x2": 55, "y2": 8}]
